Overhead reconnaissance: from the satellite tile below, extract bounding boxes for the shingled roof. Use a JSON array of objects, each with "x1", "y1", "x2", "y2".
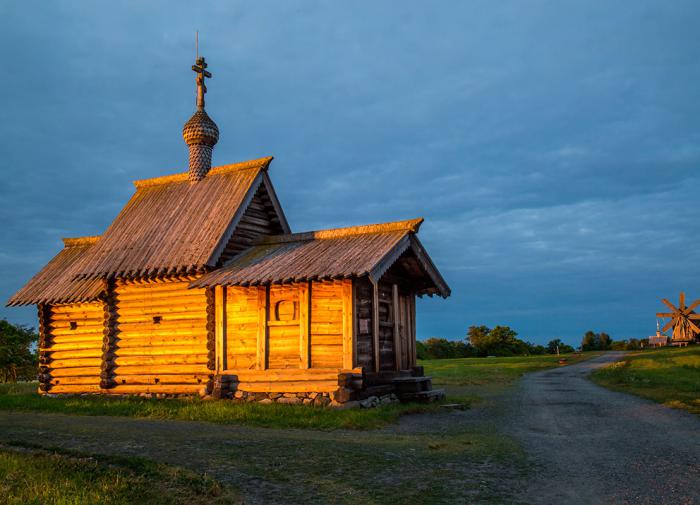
[
  {"x1": 191, "y1": 218, "x2": 451, "y2": 297},
  {"x1": 7, "y1": 237, "x2": 105, "y2": 306},
  {"x1": 72, "y1": 156, "x2": 288, "y2": 280}
]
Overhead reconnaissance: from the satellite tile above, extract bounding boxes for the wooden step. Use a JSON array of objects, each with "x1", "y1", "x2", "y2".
[
  {"x1": 392, "y1": 376, "x2": 433, "y2": 394},
  {"x1": 357, "y1": 384, "x2": 395, "y2": 400},
  {"x1": 397, "y1": 389, "x2": 445, "y2": 403}
]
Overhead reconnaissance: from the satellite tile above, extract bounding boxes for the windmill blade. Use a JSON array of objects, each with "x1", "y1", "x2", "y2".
[
  {"x1": 679, "y1": 292, "x2": 686, "y2": 310},
  {"x1": 688, "y1": 319, "x2": 700, "y2": 334},
  {"x1": 661, "y1": 319, "x2": 675, "y2": 333},
  {"x1": 661, "y1": 298, "x2": 677, "y2": 312},
  {"x1": 684, "y1": 299, "x2": 700, "y2": 313},
  {"x1": 656, "y1": 313, "x2": 674, "y2": 318},
  {"x1": 689, "y1": 314, "x2": 700, "y2": 320}
]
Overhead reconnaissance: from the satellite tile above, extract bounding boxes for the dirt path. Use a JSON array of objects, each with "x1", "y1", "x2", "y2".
[
  {"x1": 507, "y1": 352, "x2": 700, "y2": 504},
  {"x1": 0, "y1": 404, "x2": 525, "y2": 504}
]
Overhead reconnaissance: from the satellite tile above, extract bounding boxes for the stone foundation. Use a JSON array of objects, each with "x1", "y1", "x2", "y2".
[{"x1": 231, "y1": 390, "x2": 333, "y2": 406}]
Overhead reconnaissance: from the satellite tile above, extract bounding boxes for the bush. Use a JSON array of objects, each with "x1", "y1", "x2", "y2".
[{"x1": 0, "y1": 320, "x2": 38, "y2": 383}]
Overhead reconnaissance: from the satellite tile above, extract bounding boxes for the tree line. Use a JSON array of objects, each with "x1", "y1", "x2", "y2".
[{"x1": 417, "y1": 326, "x2": 647, "y2": 360}]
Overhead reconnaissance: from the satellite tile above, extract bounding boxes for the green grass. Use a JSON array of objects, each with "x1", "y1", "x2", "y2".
[
  {"x1": 0, "y1": 382, "x2": 441, "y2": 430},
  {"x1": 0, "y1": 444, "x2": 240, "y2": 504},
  {"x1": 591, "y1": 346, "x2": 700, "y2": 415},
  {"x1": 422, "y1": 352, "x2": 596, "y2": 387}
]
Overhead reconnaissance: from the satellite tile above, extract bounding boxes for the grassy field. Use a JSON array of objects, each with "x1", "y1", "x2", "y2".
[
  {"x1": 0, "y1": 354, "x2": 593, "y2": 431},
  {"x1": 0, "y1": 445, "x2": 240, "y2": 505},
  {"x1": 0, "y1": 382, "x2": 439, "y2": 430},
  {"x1": 423, "y1": 352, "x2": 596, "y2": 387},
  {"x1": 591, "y1": 346, "x2": 700, "y2": 415}
]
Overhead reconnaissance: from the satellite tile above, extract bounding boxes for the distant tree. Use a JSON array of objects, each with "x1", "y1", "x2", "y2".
[
  {"x1": 581, "y1": 331, "x2": 598, "y2": 351},
  {"x1": 598, "y1": 332, "x2": 612, "y2": 350},
  {"x1": 546, "y1": 339, "x2": 575, "y2": 354},
  {"x1": 0, "y1": 320, "x2": 38, "y2": 383},
  {"x1": 467, "y1": 325, "x2": 527, "y2": 356},
  {"x1": 526, "y1": 343, "x2": 547, "y2": 355}
]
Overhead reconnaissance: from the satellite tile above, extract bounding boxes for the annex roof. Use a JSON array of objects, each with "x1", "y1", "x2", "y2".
[
  {"x1": 7, "y1": 237, "x2": 105, "y2": 306},
  {"x1": 72, "y1": 156, "x2": 288, "y2": 280},
  {"x1": 191, "y1": 218, "x2": 451, "y2": 297}
]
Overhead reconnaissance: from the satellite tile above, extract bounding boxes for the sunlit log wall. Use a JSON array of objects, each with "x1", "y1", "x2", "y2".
[
  {"x1": 110, "y1": 279, "x2": 209, "y2": 395},
  {"x1": 40, "y1": 302, "x2": 105, "y2": 394}
]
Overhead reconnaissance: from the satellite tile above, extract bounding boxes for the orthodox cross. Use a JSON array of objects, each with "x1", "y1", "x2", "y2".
[{"x1": 192, "y1": 56, "x2": 212, "y2": 109}]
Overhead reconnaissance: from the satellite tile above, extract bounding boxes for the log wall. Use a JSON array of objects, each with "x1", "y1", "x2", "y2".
[
  {"x1": 225, "y1": 286, "x2": 259, "y2": 369},
  {"x1": 310, "y1": 280, "x2": 345, "y2": 369},
  {"x1": 41, "y1": 302, "x2": 104, "y2": 394},
  {"x1": 111, "y1": 279, "x2": 209, "y2": 394}
]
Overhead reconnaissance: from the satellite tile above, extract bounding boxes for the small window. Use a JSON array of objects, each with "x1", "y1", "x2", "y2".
[
  {"x1": 152, "y1": 316, "x2": 162, "y2": 324},
  {"x1": 69, "y1": 321, "x2": 78, "y2": 330}
]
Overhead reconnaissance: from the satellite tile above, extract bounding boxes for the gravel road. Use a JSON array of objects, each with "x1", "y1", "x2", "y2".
[{"x1": 508, "y1": 352, "x2": 700, "y2": 505}]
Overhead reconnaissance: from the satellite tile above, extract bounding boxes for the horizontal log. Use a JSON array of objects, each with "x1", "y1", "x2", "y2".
[
  {"x1": 47, "y1": 349, "x2": 103, "y2": 360},
  {"x1": 115, "y1": 335, "x2": 207, "y2": 347},
  {"x1": 115, "y1": 303, "x2": 207, "y2": 316},
  {"x1": 117, "y1": 312, "x2": 207, "y2": 331},
  {"x1": 310, "y1": 359, "x2": 343, "y2": 368},
  {"x1": 113, "y1": 364, "x2": 209, "y2": 375},
  {"x1": 50, "y1": 327, "x2": 104, "y2": 338},
  {"x1": 50, "y1": 357, "x2": 103, "y2": 369},
  {"x1": 51, "y1": 304, "x2": 103, "y2": 316},
  {"x1": 114, "y1": 354, "x2": 208, "y2": 366},
  {"x1": 48, "y1": 341, "x2": 104, "y2": 352},
  {"x1": 221, "y1": 368, "x2": 349, "y2": 381},
  {"x1": 50, "y1": 366, "x2": 102, "y2": 378},
  {"x1": 51, "y1": 376, "x2": 100, "y2": 386},
  {"x1": 115, "y1": 345, "x2": 206, "y2": 357},
  {"x1": 309, "y1": 334, "x2": 342, "y2": 345},
  {"x1": 50, "y1": 314, "x2": 104, "y2": 325},
  {"x1": 48, "y1": 384, "x2": 103, "y2": 394},
  {"x1": 107, "y1": 384, "x2": 202, "y2": 394},
  {"x1": 112, "y1": 374, "x2": 209, "y2": 386},
  {"x1": 233, "y1": 380, "x2": 338, "y2": 393},
  {"x1": 51, "y1": 333, "x2": 105, "y2": 345},
  {"x1": 116, "y1": 328, "x2": 207, "y2": 339}
]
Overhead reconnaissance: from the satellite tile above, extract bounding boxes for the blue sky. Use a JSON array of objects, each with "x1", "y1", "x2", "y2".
[{"x1": 1, "y1": 1, "x2": 699, "y2": 346}]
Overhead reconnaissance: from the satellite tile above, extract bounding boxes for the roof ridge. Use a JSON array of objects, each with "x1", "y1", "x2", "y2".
[
  {"x1": 62, "y1": 236, "x2": 101, "y2": 248},
  {"x1": 133, "y1": 156, "x2": 274, "y2": 188},
  {"x1": 256, "y1": 218, "x2": 424, "y2": 245}
]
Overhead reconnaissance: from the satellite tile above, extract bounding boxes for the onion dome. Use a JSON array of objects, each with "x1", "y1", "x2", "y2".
[{"x1": 183, "y1": 109, "x2": 219, "y2": 147}]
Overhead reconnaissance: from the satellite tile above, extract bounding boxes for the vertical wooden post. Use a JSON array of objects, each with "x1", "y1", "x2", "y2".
[
  {"x1": 372, "y1": 280, "x2": 380, "y2": 373},
  {"x1": 215, "y1": 285, "x2": 227, "y2": 372},
  {"x1": 392, "y1": 284, "x2": 401, "y2": 371},
  {"x1": 299, "y1": 281, "x2": 310, "y2": 368},
  {"x1": 256, "y1": 285, "x2": 269, "y2": 370},
  {"x1": 409, "y1": 293, "x2": 416, "y2": 367},
  {"x1": 342, "y1": 279, "x2": 354, "y2": 370}
]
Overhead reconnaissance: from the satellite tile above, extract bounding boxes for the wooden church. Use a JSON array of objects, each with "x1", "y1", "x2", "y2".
[{"x1": 8, "y1": 57, "x2": 450, "y2": 405}]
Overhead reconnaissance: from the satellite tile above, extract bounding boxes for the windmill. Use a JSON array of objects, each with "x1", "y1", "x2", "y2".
[{"x1": 655, "y1": 292, "x2": 700, "y2": 344}]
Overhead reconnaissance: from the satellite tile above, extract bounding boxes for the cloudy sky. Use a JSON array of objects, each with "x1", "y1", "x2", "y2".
[{"x1": 1, "y1": 1, "x2": 699, "y2": 345}]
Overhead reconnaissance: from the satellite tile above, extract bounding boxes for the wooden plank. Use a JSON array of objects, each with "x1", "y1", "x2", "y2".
[
  {"x1": 409, "y1": 293, "x2": 416, "y2": 367},
  {"x1": 372, "y1": 281, "x2": 380, "y2": 373},
  {"x1": 299, "y1": 281, "x2": 310, "y2": 368},
  {"x1": 392, "y1": 284, "x2": 401, "y2": 371},
  {"x1": 215, "y1": 285, "x2": 226, "y2": 372},
  {"x1": 233, "y1": 380, "x2": 338, "y2": 393},
  {"x1": 342, "y1": 279, "x2": 354, "y2": 369},
  {"x1": 256, "y1": 286, "x2": 268, "y2": 370}
]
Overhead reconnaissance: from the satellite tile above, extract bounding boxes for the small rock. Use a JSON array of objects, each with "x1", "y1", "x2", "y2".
[
  {"x1": 302, "y1": 398, "x2": 313, "y2": 405},
  {"x1": 283, "y1": 392, "x2": 297, "y2": 398},
  {"x1": 330, "y1": 400, "x2": 360, "y2": 410},
  {"x1": 258, "y1": 398, "x2": 273, "y2": 405},
  {"x1": 277, "y1": 397, "x2": 302, "y2": 405}
]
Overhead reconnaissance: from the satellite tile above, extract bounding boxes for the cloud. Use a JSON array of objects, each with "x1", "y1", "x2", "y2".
[{"x1": 2, "y1": 1, "x2": 699, "y2": 346}]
